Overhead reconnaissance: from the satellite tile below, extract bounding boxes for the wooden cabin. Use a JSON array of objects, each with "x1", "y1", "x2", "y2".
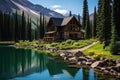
[{"x1": 44, "y1": 16, "x2": 83, "y2": 42}]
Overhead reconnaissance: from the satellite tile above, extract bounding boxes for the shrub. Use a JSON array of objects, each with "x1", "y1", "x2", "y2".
[
  {"x1": 88, "y1": 52, "x2": 95, "y2": 56},
  {"x1": 93, "y1": 54, "x2": 101, "y2": 60},
  {"x1": 65, "y1": 39, "x2": 75, "y2": 44},
  {"x1": 74, "y1": 43, "x2": 80, "y2": 46},
  {"x1": 50, "y1": 43, "x2": 58, "y2": 47}
]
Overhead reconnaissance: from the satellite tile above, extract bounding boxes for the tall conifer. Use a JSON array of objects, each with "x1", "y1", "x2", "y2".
[{"x1": 110, "y1": 0, "x2": 119, "y2": 54}]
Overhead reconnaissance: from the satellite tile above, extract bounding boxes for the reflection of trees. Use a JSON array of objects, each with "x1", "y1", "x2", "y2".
[
  {"x1": 35, "y1": 51, "x2": 48, "y2": 72},
  {"x1": 0, "y1": 46, "x2": 106, "y2": 80},
  {"x1": 47, "y1": 59, "x2": 79, "y2": 78},
  {"x1": 83, "y1": 68, "x2": 89, "y2": 80},
  {"x1": 0, "y1": 46, "x2": 48, "y2": 79}
]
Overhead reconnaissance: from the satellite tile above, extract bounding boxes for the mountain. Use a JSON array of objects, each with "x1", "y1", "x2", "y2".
[
  {"x1": 71, "y1": 13, "x2": 94, "y2": 24},
  {"x1": 0, "y1": 0, "x2": 64, "y2": 18},
  {"x1": 89, "y1": 13, "x2": 94, "y2": 21},
  {"x1": 73, "y1": 14, "x2": 82, "y2": 23}
]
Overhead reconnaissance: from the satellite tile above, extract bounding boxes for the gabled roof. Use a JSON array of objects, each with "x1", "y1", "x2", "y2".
[
  {"x1": 51, "y1": 17, "x2": 63, "y2": 26},
  {"x1": 50, "y1": 16, "x2": 75, "y2": 26},
  {"x1": 61, "y1": 16, "x2": 73, "y2": 26}
]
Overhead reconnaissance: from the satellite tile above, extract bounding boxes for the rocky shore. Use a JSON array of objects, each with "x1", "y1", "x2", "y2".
[
  {"x1": 15, "y1": 43, "x2": 120, "y2": 79},
  {"x1": 59, "y1": 50, "x2": 120, "y2": 79}
]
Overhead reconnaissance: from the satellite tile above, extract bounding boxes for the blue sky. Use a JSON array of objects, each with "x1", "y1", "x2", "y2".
[{"x1": 28, "y1": 0, "x2": 98, "y2": 16}]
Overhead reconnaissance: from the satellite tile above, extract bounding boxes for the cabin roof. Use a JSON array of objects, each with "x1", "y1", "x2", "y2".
[
  {"x1": 50, "y1": 16, "x2": 75, "y2": 26},
  {"x1": 61, "y1": 16, "x2": 73, "y2": 26},
  {"x1": 51, "y1": 17, "x2": 63, "y2": 26}
]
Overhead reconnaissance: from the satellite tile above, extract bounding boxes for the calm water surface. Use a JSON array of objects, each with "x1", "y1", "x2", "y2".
[{"x1": 0, "y1": 46, "x2": 116, "y2": 80}]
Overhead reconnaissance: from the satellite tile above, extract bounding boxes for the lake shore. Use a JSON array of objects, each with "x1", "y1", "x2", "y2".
[
  {"x1": 14, "y1": 41, "x2": 120, "y2": 79},
  {"x1": 58, "y1": 50, "x2": 120, "y2": 79}
]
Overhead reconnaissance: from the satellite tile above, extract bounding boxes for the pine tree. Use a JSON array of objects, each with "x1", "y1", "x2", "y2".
[
  {"x1": 69, "y1": 11, "x2": 72, "y2": 16},
  {"x1": 78, "y1": 14, "x2": 81, "y2": 24},
  {"x1": 41, "y1": 14, "x2": 45, "y2": 39},
  {"x1": 0, "y1": 11, "x2": 3, "y2": 41},
  {"x1": 21, "y1": 11, "x2": 26, "y2": 40},
  {"x1": 10, "y1": 16, "x2": 15, "y2": 41},
  {"x1": 84, "y1": 16, "x2": 90, "y2": 39},
  {"x1": 39, "y1": 13, "x2": 42, "y2": 39},
  {"x1": 14, "y1": 10, "x2": 19, "y2": 42},
  {"x1": 82, "y1": 0, "x2": 89, "y2": 29},
  {"x1": 36, "y1": 18, "x2": 40, "y2": 40},
  {"x1": 110, "y1": 0, "x2": 118, "y2": 54},
  {"x1": 92, "y1": 6, "x2": 97, "y2": 38},
  {"x1": 96, "y1": 0, "x2": 103, "y2": 42},
  {"x1": 113, "y1": 0, "x2": 120, "y2": 38},
  {"x1": 27, "y1": 17, "x2": 32, "y2": 41},
  {"x1": 103, "y1": 0, "x2": 111, "y2": 48},
  {"x1": 40, "y1": 13, "x2": 45, "y2": 39},
  {"x1": 26, "y1": 16, "x2": 30, "y2": 40},
  {"x1": 96, "y1": 0, "x2": 111, "y2": 48},
  {"x1": 82, "y1": 0, "x2": 91, "y2": 39}
]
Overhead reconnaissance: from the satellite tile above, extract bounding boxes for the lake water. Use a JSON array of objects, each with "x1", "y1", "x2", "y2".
[{"x1": 0, "y1": 46, "x2": 116, "y2": 80}]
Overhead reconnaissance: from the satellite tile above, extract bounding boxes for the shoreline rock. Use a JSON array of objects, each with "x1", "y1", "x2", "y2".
[
  {"x1": 15, "y1": 44, "x2": 120, "y2": 79},
  {"x1": 59, "y1": 50, "x2": 120, "y2": 79}
]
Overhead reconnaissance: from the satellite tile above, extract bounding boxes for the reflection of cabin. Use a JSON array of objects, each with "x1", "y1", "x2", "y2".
[{"x1": 44, "y1": 16, "x2": 83, "y2": 42}]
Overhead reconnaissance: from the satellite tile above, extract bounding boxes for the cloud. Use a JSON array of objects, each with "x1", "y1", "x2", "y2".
[
  {"x1": 51, "y1": 5, "x2": 61, "y2": 9},
  {"x1": 51, "y1": 5, "x2": 68, "y2": 15},
  {"x1": 54, "y1": 9, "x2": 68, "y2": 15}
]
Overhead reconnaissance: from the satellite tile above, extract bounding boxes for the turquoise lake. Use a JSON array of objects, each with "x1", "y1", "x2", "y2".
[{"x1": 0, "y1": 46, "x2": 116, "y2": 80}]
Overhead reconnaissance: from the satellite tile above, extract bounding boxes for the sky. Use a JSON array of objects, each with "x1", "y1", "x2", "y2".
[{"x1": 28, "y1": 0, "x2": 98, "y2": 16}]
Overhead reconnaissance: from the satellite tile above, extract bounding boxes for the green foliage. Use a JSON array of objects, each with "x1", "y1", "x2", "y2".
[
  {"x1": 88, "y1": 52, "x2": 95, "y2": 56},
  {"x1": 93, "y1": 54, "x2": 101, "y2": 60},
  {"x1": 50, "y1": 43, "x2": 59, "y2": 47},
  {"x1": 49, "y1": 39, "x2": 95, "y2": 50},
  {"x1": 96, "y1": 0, "x2": 111, "y2": 47},
  {"x1": 82, "y1": 0, "x2": 91, "y2": 39},
  {"x1": 0, "y1": 10, "x2": 35, "y2": 41},
  {"x1": 84, "y1": 16, "x2": 91, "y2": 39},
  {"x1": 82, "y1": 0, "x2": 89, "y2": 29},
  {"x1": 83, "y1": 42, "x2": 120, "y2": 60},
  {"x1": 65, "y1": 39, "x2": 75, "y2": 44},
  {"x1": 92, "y1": 6, "x2": 97, "y2": 38},
  {"x1": 113, "y1": 0, "x2": 120, "y2": 37},
  {"x1": 110, "y1": 1, "x2": 119, "y2": 55}
]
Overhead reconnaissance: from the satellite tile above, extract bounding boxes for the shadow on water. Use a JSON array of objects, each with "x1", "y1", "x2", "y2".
[{"x1": 0, "y1": 46, "x2": 116, "y2": 80}]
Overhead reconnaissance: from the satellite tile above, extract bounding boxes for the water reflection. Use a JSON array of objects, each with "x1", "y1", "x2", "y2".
[{"x1": 0, "y1": 46, "x2": 116, "y2": 80}]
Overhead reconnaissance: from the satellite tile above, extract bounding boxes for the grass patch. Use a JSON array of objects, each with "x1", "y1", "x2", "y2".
[
  {"x1": 16, "y1": 39, "x2": 97, "y2": 56},
  {"x1": 47, "y1": 39, "x2": 97, "y2": 50},
  {"x1": 17, "y1": 39, "x2": 97, "y2": 50},
  {"x1": 83, "y1": 42, "x2": 120, "y2": 60}
]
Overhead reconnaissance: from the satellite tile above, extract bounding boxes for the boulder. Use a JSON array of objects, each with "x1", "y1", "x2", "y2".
[
  {"x1": 85, "y1": 62, "x2": 92, "y2": 66},
  {"x1": 103, "y1": 70, "x2": 109, "y2": 74},
  {"x1": 68, "y1": 57, "x2": 77, "y2": 62},
  {"x1": 77, "y1": 62, "x2": 81, "y2": 65},
  {"x1": 100, "y1": 67, "x2": 106, "y2": 71},
  {"x1": 116, "y1": 63, "x2": 120, "y2": 67},
  {"x1": 60, "y1": 53, "x2": 65, "y2": 57},
  {"x1": 78, "y1": 57, "x2": 87, "y2": 62},
  {"x1": 106, "y1": 67, "x2": 113, "y2": 71},
  {"x1": 74, "y1": 51, "x2": 84, "y2": 57},
  {"x1": 91, "y1": 61, "x2": 102, "y2": 68},
  {"x1": 64, "y1": 57, "x2": 67, "y2": 60},
  {"x1": 116, "y1": 59, "x2": 120, "y2": 64},
  {"x1": 47, "y1": 47, "x2": 57, "y2": 52}
]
